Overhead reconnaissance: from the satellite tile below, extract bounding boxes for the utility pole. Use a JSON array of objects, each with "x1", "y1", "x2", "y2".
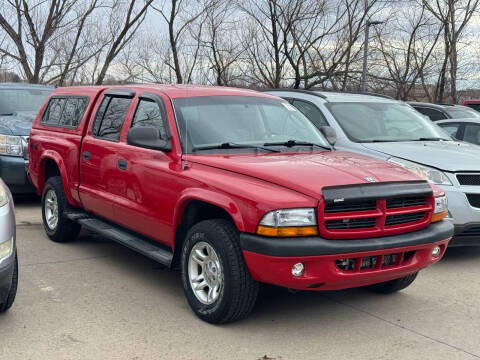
[{"x1": 361, "y1": 20, "x2": 384, "y2": 92}]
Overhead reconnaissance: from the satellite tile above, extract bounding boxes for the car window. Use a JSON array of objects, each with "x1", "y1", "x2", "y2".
[
  {"x1": 291, "y1": 99, "x2": 328, "y2": 128},
  {"x1": 92, "y1": 96, "x2": 132, "y2": 141},
  {"x1": 0, "y1": 88, "x2": 51, "y2": 114},
  {"x1": 445, "y1": 107, "x2": 480, "y2": 119},
  {"x1": 131, "y1": 99, "x2": 167, "y2": 140},
  {"x1": 59, "y1": 98, "x2": 89, "y2": 127},
  {"x1": 173, "y1": 96, "x2": 330, "y2": 153},
  {"x1": 414, "y1": 107, "x2": 447, "y2": 121},
  {"x1": 326, "y1": 102, "x2": 451, "y2": 142},
  {"x1": 438, "y1": 123, "x2": 461, "y2": 138},
  {"x1": 463, "y1": 124, "x2": 480, "y2": 144},
  {"x1": 465, "y1": 103, "x2": 480, "y2": 112},
  {"x1": 42, "y1": 98, "x2": 66, "y2": 126}
]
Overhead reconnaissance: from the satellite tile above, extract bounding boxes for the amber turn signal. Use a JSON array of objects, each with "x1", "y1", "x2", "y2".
[
  {"x1": 257, "y1": 225, "x2": 319, "y2": 237},
  {"x1": 431, "y1": 210, "x2": 448, "y2": 223}
]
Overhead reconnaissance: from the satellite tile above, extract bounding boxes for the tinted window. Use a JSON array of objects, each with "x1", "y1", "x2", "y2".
[
  {"x1": 291, "y1": 100, "x2": 328, "y2": 127},
  {"x1": 438, "y1": 123, "x2": 461, "y2": 138},
  {"x1": 92, "y1": 96, "x2": 132, "y2": 141},
  {"x1": 131, "y1": 99, "x2": 166, "y2": 139},
  {"x1": 414, "y1": 107, "x2": 447, "y2": 121},
  {"x1": 59, "y1": 98, "x2": 89, "y2": 127},
  {"x1": 463, "y1": 124, "x2": 480, "y2": 144},
  {"x1": 42, "y1": 98, "x2": 66, "y2": 125},
  {"x1": 445, "y1": 107, "x2": 480, "y2": 119},
  {"x1": 465, "y1": 103, "x2": 480, "y2": 112}
]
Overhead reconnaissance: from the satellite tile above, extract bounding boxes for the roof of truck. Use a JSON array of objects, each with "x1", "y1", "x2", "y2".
[{"x1": 51, "y1": 84, "x2": 276, "y2": 99}]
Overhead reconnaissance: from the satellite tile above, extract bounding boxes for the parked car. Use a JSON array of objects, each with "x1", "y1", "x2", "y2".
[
  {"x1": 29, "y1": 85, "x2": 452, "y2": 323},
  {"x1": 0, "y1": 178, "x2": 18, "y2": 313},
  {"x1": 408, "y1": 101, "x2": 480, "y2": 121},
  {"x1": 436, "y1": 118, "x2": 480, "y2": 144},
  {"x1": 266, "y1": 89, "x2": 480, "y2": 247},
  {"x1": 0, "y1": 83, "x2": 53, "y2": 194},
  {"x1": 462, "y1": 99, "x2": 480, "y2": 112}
]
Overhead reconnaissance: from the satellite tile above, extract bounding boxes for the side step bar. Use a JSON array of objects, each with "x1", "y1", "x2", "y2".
[{"x1": 65, "y1": 210, "x2": 173, "y2": 267}]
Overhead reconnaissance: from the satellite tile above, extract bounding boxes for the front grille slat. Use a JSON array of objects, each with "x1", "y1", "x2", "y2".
[
  {"x1": 325, "y1": 217, "x2": 376, "y2": 230},
  {"x1": 336, "y1": 251, "x2": 415, "y2": 272},
  {"x1": 386, "y1": 196, "x2": 426, "y2": 208},
  {"x1": 457, "y1": 174, "x2": 480, "y2": 186},
  {"x1": 324, "y1": 200, "x2": 376, "y2": 213},
  {"x1": 385, "y1": 212, "x2": 425, "y2": 226}
]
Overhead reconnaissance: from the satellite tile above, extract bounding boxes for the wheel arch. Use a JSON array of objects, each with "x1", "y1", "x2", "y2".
[{"x1": 38, "y1": 152, "x2": 76, "y2": 206}]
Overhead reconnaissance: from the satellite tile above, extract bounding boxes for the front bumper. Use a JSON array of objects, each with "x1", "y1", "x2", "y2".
[
  {"x1": 0, "y1": 194, "x2": 16, "y2": 302},
  {"x1": 0, "y1": 155, "x2": 34, "y2": 194},
  {"x1": 442, "y1": 184, "x2": 480, "y2": 246},
  {"x1": 240, "y1": 221, "x2": 453, "y2": 290}
]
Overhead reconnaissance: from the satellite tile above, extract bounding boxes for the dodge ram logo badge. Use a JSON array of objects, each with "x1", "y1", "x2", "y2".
[{"x1": 364, "y1": 176, "x2": 377, "y2": 183}]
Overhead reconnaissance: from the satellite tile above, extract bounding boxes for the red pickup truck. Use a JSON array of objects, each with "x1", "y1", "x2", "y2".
[{"x1": 29, "y1": 85, "x2": 453, "y2": 323}]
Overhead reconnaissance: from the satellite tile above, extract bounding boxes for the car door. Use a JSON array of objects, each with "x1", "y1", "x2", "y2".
[
  {"x1": 78, "y1": 89, "x2": 135, "y2": 222},
  {"x1": 108, "y1": 92, "x2": 178, "y2": 245}
]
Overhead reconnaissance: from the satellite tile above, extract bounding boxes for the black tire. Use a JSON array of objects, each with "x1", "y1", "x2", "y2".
[
  {"x1": 0, "y1": 253, "x2": 18, "y2": 313},
  {"x1": 41, "y1": 176, "x2": 81, "y2": 243},
  {"x1": 366, "y1": 272, "x2": 418, "y2": 294},
  {"x1": 181, "y1": 219, "x2": 259, "y2": 324}
]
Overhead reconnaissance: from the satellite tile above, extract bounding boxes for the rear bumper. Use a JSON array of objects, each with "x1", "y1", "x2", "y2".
[
  {"x1": 240, "y1": 221, "x2": 453, "y2": 290},
  {"x1": 0, "y1": 155, "x2": 34, "y2": 194}
]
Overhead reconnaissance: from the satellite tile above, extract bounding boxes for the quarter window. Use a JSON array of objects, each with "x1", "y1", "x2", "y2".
[
  {"x1": 41, "y1": 96, "x2": 89, "y2": 128},
  {"x1": 92, "y1": 96, "x2": 132, "y2": 141},
  {"x1": 131, "y1": 99, "x2": 167, "y2": 139}
]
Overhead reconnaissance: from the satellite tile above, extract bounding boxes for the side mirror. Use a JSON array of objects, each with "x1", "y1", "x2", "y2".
[
  {"x1": 127, "y1": 127, "x2": 171, "y2": 151},
  {"x1": 319, "y1": 126, "x2": 337, "y2": 145}
]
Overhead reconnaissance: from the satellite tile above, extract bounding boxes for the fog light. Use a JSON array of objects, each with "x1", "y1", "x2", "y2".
[
  {"x1": 291, "y1": 262, "x2": 305, "y2": 277},
  {"x1": 432, "y1": 246, "x2": 441, "y2": 258}
]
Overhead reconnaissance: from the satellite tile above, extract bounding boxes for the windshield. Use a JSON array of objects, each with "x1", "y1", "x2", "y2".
[
  {"x1": 326, "y1": 102, "x2": 451, "y2": 142},
  {"x1": 0, "y1": 88, "x2": 52, "y2": 115},
  {"x1": 445, "y1": 107, "x2": 480, "y2": 119},
  {"x1": 173, "y1": 96, "x2": 330, "y2": 153}
]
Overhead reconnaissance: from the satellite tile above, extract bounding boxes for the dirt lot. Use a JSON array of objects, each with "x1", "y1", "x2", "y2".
[{"x1": 2, "y1": 198, "x2": 480, "y2": 360}]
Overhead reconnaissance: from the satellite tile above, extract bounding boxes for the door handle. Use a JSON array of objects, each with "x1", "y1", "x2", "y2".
[
  {"x1": 118, "y1": 159, "x2": 127, "y2": 170},
  {"x1": 83, "y1": 151, "x2": 91, "y2": 161}
]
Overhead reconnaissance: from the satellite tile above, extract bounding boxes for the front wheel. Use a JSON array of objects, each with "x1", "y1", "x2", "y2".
[
  {"x1": 366, "y1": 272, "x2": 418, "y2": 294},
  {"x1": 0, "y1": 253, "x2": 18, "y2": 313},
  {"x1": 41, "y1": 176, "x2": 81, "y2": 243},
  {"x1": 181, "y1": 219, "x2": 259, "y2": 324}
]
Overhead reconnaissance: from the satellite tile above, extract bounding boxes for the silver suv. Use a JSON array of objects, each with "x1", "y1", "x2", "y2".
[
  {"x1": 0, "y1": 178, "x2": 18, "y2": 312},
  {"x1": 266, "y1": 90, "x2": 480, "y2": 246}
]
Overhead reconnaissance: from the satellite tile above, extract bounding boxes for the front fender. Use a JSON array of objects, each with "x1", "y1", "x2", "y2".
[
  {"x1": 38, "y1": 151, "x2": 79, "y2": 206},
  {"x1": 174, "y1": 188, "x2": 246, "y2": 233}
]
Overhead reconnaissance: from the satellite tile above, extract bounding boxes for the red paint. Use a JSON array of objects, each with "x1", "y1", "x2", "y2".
[
  {"x1": 29, "y1": 84, "x2": 451, "y2": 291},
  {"x1": 243, "y1": 239, "x2": 450, "y2": 290}
]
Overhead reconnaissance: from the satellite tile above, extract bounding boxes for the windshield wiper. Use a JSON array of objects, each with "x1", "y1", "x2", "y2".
[
  {"x1": 263, "y1": 139, "x2": 331, "y2": 150},
  {"x1": 0, "y1": 113, "x2": 13, "y2": 116},
  {"x1": 192, "y1": 142, "x2": 280, "y2": 153},
  {"x1": 410, "y1": 137, "x2": 446, "y2": 141}
]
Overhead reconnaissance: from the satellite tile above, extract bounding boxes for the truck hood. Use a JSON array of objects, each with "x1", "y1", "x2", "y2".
[
  {"x1": 360, "y1": 141, "x2": 480, "y2": 172},
  {"x1": 0, "y1": 111, "x2": 36, "y2": 136},
  {"x1": 188, "y1": 151, "x2": 423, "y2": 199}
]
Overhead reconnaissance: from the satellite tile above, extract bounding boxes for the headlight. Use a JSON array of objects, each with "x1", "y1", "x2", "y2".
[
  {"x1": 432, "y1": 195, "x2": 448, "y2": 222},
  {"x1": 0, "y1": 134, "x2": 23, "y2": 157},
  {"x1": 257, "y1": 208, "x2": 318, "y2": 237},
  {"x1": 0, "y1": 181, "x2": 9, "y2": 207},
  {"x1": 0, "y1": 238, "x2": 13, "y2": 261},
  {"x1": 388, "y1": 157, "x2": 452, "y2": 185}
]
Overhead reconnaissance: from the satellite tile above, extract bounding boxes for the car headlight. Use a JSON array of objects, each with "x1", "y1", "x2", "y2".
[
  {"x1": 432, "y1": 195, "x2": 448, "y2": 222},
  {"x1": 0, "y1": 181, "x2": 9, "y2": 207},
  {"x1": 0, "y1": 238, "x2": 13, "y2": 261},
  {"x1": 257, "y1": 208, "x2": 318, "y2": 237},
  {"x1": 388, "y1": 157, "x2": 452, "y2": 185},
  {"x1": 0, "y1": 134, "x2": 23, "y2": 157}
]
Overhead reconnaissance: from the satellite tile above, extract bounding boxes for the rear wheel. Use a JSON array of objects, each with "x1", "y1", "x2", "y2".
[
  {"x1": 0, "y1": 253, "x2": 18, "y2": 313},
  {"x1": 181, "y1": 219, "x2": 259, "y2": 324},
  {"x1": 41, "y1": 176, "x2": 81, "y2": 242},
  {"x1": 366, "y1": 272, "x2": 418, "y2": 294}
]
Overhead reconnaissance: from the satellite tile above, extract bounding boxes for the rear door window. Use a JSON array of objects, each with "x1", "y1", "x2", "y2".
[
  {"x1": 92, "y1": 96, "x2": 132, "y2": 141},
  {"x1": 41, "y1": 96, "x2": 89, "y2": 128},
  {"x1": 414, "y1": 107, "x2": 447, "y2": 121}
]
